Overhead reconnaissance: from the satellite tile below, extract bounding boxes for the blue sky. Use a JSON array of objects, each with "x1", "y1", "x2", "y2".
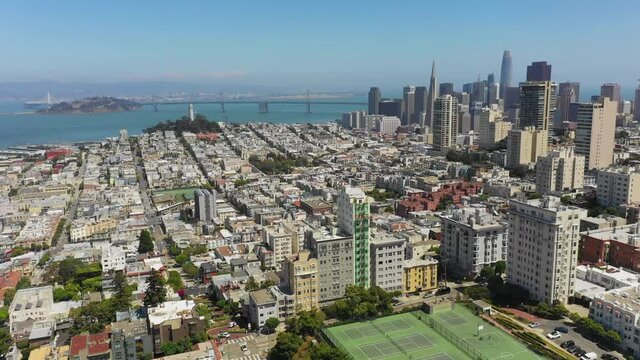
[{"x1": 1, "y1": 0, "x2": 639, "y2": 94}]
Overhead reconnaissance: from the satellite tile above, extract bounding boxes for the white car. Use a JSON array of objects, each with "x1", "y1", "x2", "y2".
[
  {"x1": 220, "y1": 332, "x2": 230, "y2": 338},
  {"x1": 528, "y1": 322, "x2": 541, "y2": 328},
  {"x1": 546, "y1": 331, "x2": 561, "y2": 340},
  {"x1": 229, "y1": 321, "x2": 237, "y2": 328}
]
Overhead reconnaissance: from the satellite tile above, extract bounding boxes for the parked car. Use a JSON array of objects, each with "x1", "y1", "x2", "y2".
[
  {"x1": 576, "y1": 349, "x2": 587, "y2": 358},
  {"x1": 229, "y1": 321, "x2": 237, "y2": 328},
  {"x1": 571, "y1": 346, "x2": 583, "y2": 355},
  {"x1": 554, "y1": 326, "x2": 569, "y2": 333},
  {"x1": 566, "y1": 345, "x2": 577, "y2": 353},
  {"x1": 580, "y1": 353, "x2": 597, "y2": 360},
  {"x1": 601, "y1": 354, "x2": 619, "y2": 360},
  {"x1": 435, "y1": 287, "x2": 451, "y2": 296},
  {"x1": 560, "y1": 340, "x2": 575, "y2": 349},
  {"x1": 220, "y1": 332, "x2": 230, "y2": 338},
  {"x1": 528, "y1": 322, "x2": 541, "y2": 328},
  {"x1": 546, "y1": 331, "x2": 561, "y2": 339}
]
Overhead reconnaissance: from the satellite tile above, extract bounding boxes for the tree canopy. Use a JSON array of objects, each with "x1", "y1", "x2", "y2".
[
  {"x1": 143, "y1": 269, "x2": 167, "y2": 307},
  {"x1": 324, "y1": 285, "x2": 399, "y2": 321},
  {"x1": 137, "y1": 230, "x2": 155, "y2": 254}
]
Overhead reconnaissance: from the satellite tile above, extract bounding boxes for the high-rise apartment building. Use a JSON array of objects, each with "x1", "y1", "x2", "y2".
[
  {"x1": 368, "y1": 87, "x2": 381, "y2": 115},
  {"x1": 499, "y1": 50, "x2": 513, "y2": 99},
  {"x1": 338, "y1": 186, "x2": 371, "y2": 288},
  {"x1": 596, "y1": 166, "x2": 640, "y2": 208},
  {"x1": 519, "y1": 81, "x2": 557, "y2": 132},
  {"x1": 535, "y1": 146, "x2": 585, "y2": 195},
  {"x1": 369, "y1": 236, "x2": 406, "y2": 293},
  {"x1": 342, "y1": 110, "x2": 367, "y2": 130},
  {"x1": 283, "y1": 250, "x2": 319, "y2": 312},
  {"x1": 478, "y1": 105, "x2": 511, "y2": 150},
  {"x1": 600, "y1": 83, "x2": 622, "y2": 113},
  {"x1": 526, "y1": 61, "x2": 552, "y2": 81},
  {"x1": 556, "y1": 82, "x2": 579, "y2": 127},
  {"x1": 439, "y1": 206, "x2": 508, "y2": 278},
  {"x1": 263, "y1": 223, "x2": 296, "y2": 271},
  {"x1": 432, "y1": 95, "x2": 459, "y2": 153},
  {"x1": 507, "y1": 197, "x2": 587, "y2": 304},
  {"x1": 572, "y1": 98, "x2": 616, "y2": 170},
  {"x1": 425, "y1": 61, "x2": 438, "y2": 129},
  {"x1": 306, "y1": 227, "x2": 354, "y2": 304},
  {"x1": 194, "y1": 189, "x2": 217, "y2": 223},
  {"x1": 506, "y1": 127, "x2": 548, "y2": 168},
  {"x1": 403, "y1": 85, "x2": 416, "y2": 125}
]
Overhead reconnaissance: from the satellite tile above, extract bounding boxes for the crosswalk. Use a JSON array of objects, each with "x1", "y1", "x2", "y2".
[
  {"x1": 229, "y1": 355, "x2": 261, "y2": 360},
  {"x1": 226, "y1": 335, "x2": 255, "y2": 344}
]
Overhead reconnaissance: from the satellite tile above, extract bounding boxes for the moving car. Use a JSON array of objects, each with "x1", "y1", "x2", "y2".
[
  {"x1": 435, "y1": 287, "x2": 451, "y2": 296},
  {"x1": 240, "y1": 344, "x2": 248, "y2": 352},
  {"x1": 546, "y1": 331, "x2": 561, "y2": 339},
  {"x1": 528, "y1": 322, "x2": 541, "y2": 328},
  {"x1": 220, "y1": 332, "x2": 230, "y2": 338}
]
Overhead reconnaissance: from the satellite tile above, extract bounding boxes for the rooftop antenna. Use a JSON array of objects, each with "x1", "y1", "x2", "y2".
[
  {"x1": 305, "y1": 90, "x2": 311, "y2": 114},
  {"x1": 220, "y1": 92, "x2": 226, "y2": 113}
]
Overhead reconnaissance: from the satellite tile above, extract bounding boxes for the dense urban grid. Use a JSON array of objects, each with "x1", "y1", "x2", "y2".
[{"x1": 1, "y1": 53, "x2": 640, "y2": 360}]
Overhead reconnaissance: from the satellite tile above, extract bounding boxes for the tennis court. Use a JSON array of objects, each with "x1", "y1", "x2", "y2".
[
  {"x1": 430, "y1": 305, "x2": 543, "y2": 360},
  {"x1": 324, "y1": 312, "x2": 473, "y2": 360},
  {"x1": 324, "y1": 306, "x2": 542, "y2": 360}
]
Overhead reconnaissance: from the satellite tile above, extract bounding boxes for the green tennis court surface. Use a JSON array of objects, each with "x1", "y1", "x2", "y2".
[{"x1": 324, "y1": 306, "x2": 542, "y2": 360}]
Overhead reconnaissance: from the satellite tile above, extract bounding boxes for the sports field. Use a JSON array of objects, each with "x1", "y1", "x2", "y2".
[
  {"x1": 324, "y1": 305, "x2": 542, "y2": 360},
  {"x1": 152, "y1": 187, "x2": 200, "y2": 200}
]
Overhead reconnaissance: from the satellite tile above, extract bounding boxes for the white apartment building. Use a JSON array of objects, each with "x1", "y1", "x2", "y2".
[
  {"x1": 596, "y1": 166, "x2": 640, "y2": 208},
  {"x1": 9, "y1": 286, "x2": 54, "y2": 336},
  {"x1": 263, "y1": 223, "x2": 296, "y2": 271},
  {"x1": 535, "y1": 146, "x2": 585, "y2": 195},
  {"x1": 590, "y1": 286, "x2": 640, "y2": 358},
  {"x1": 101, "y1": 246, "x2": 127, "y2": 272},
  {"x1": 440, "y1": 206, "x2": 508, "y2": 278},
  {"x1": 369, "y1": 236, "x2": 406, "y2": 293},
  {"x1": 433, "y1": 95, "x2": 459, "y2": 153},
  {"x1": 507, "y1": 197, "x2": 587, "y2": 304}
]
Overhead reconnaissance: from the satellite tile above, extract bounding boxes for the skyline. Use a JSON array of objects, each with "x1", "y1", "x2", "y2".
[{"x1": 1, "y1": 1, "x2": 640, "y2": 93}]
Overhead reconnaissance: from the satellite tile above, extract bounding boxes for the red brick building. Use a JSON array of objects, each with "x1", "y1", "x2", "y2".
[
  {"x1": 580, "y1": 223, "x2": 640, "y2": 271},
  {"x1": 396, "y1": 181, "x2": 483, "y2": 217}
]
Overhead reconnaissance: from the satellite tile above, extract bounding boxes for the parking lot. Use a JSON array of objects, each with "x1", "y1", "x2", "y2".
[{"x1": 535, "y1": 317, "x2": 625, "y2": 359}]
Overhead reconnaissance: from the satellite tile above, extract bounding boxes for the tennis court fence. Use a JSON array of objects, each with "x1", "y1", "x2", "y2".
[{"x1": 411, "y1": 312, "x2": 488, "y2": 360}]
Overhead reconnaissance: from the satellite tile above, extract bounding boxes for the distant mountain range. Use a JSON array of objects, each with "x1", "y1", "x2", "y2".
[{"x1": 0, "y1": 80, "x2": 363, "y2": 101}]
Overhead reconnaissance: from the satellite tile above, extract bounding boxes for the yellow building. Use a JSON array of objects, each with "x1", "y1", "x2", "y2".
[
  {"x1": 283, "y1": 250, "x2": 319, "y2": 312},
  {"x1": 403, "y1": 258, "x2": 438, "y2": 294}
]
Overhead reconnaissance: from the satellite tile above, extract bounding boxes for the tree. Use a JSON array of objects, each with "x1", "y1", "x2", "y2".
[
  {"x1": 137, "y1": 230, "x2": 155, "y2": 254},
  {"x1": 166, "y1": 271, "x2": 184, "y2": 292},
  {"x1": 265, "y1": 317, "x2": 280, "y2": 333},
  {"x1": 309, "y1": 342, "x2": 349, "y2": 360},
  {"x1": 3, "y1": 288, "x2": 16, "y2": 306},
  {"x1": 58, "y1": 258, "x2": 83, "y2": 283},
  {"x1": 285, "y1": 308, "x2": 326, "y2": 337},
  {"x1": 479, "y1": 266, "x2": 495, "y2": 281},
  {"x1": 245, "y1": 277, "x2": 260, "y2": 291},
  {"x1": 494, "y1": 260, "x2": 506, "y2": 275},
  {"x1": 143, "y1": 269, "x2": 166, "y2": 307},
  {"x1": 268, "y1": 332, "x2": 303, "y2": 360},
  {"x1": 0, "y1": 328, "x2": 12, "y2": 357},
  {"x1": 175, "y1": 253, "x2": 189, "y2": 265},
  {"x1": 112, "y1": 271, "x2": 131, "y2": 311}
]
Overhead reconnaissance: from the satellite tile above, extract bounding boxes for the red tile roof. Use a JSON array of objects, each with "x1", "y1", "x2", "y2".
[{"x1": 69, "y1": 332, "x2": 110, "y2": 357}]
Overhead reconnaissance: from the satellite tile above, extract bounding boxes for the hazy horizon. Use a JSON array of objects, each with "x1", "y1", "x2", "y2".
[{"x1": 2, "y1": 0, "x2": 640, "y2": 95}]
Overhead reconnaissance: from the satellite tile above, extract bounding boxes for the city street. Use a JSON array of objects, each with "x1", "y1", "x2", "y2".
[
  {"x1": 219, "y1": 333, "x2": 277, "y2": 360},
  {"x1": 132, "y1": 141, "x2": 166, "y2": 252}
]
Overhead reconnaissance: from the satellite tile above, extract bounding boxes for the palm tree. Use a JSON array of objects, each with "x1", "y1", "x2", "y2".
[{"x1": 245, "y1": 277, "x2": 259, "y2": 291}]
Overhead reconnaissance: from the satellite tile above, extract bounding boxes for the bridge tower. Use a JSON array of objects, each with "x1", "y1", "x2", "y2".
[
  {"x1": 305, "y1": 90, "x2": 311, "y2": 114},
  {"x1": 220, "y1": 92, "x2": 226, "y2": 113}
]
